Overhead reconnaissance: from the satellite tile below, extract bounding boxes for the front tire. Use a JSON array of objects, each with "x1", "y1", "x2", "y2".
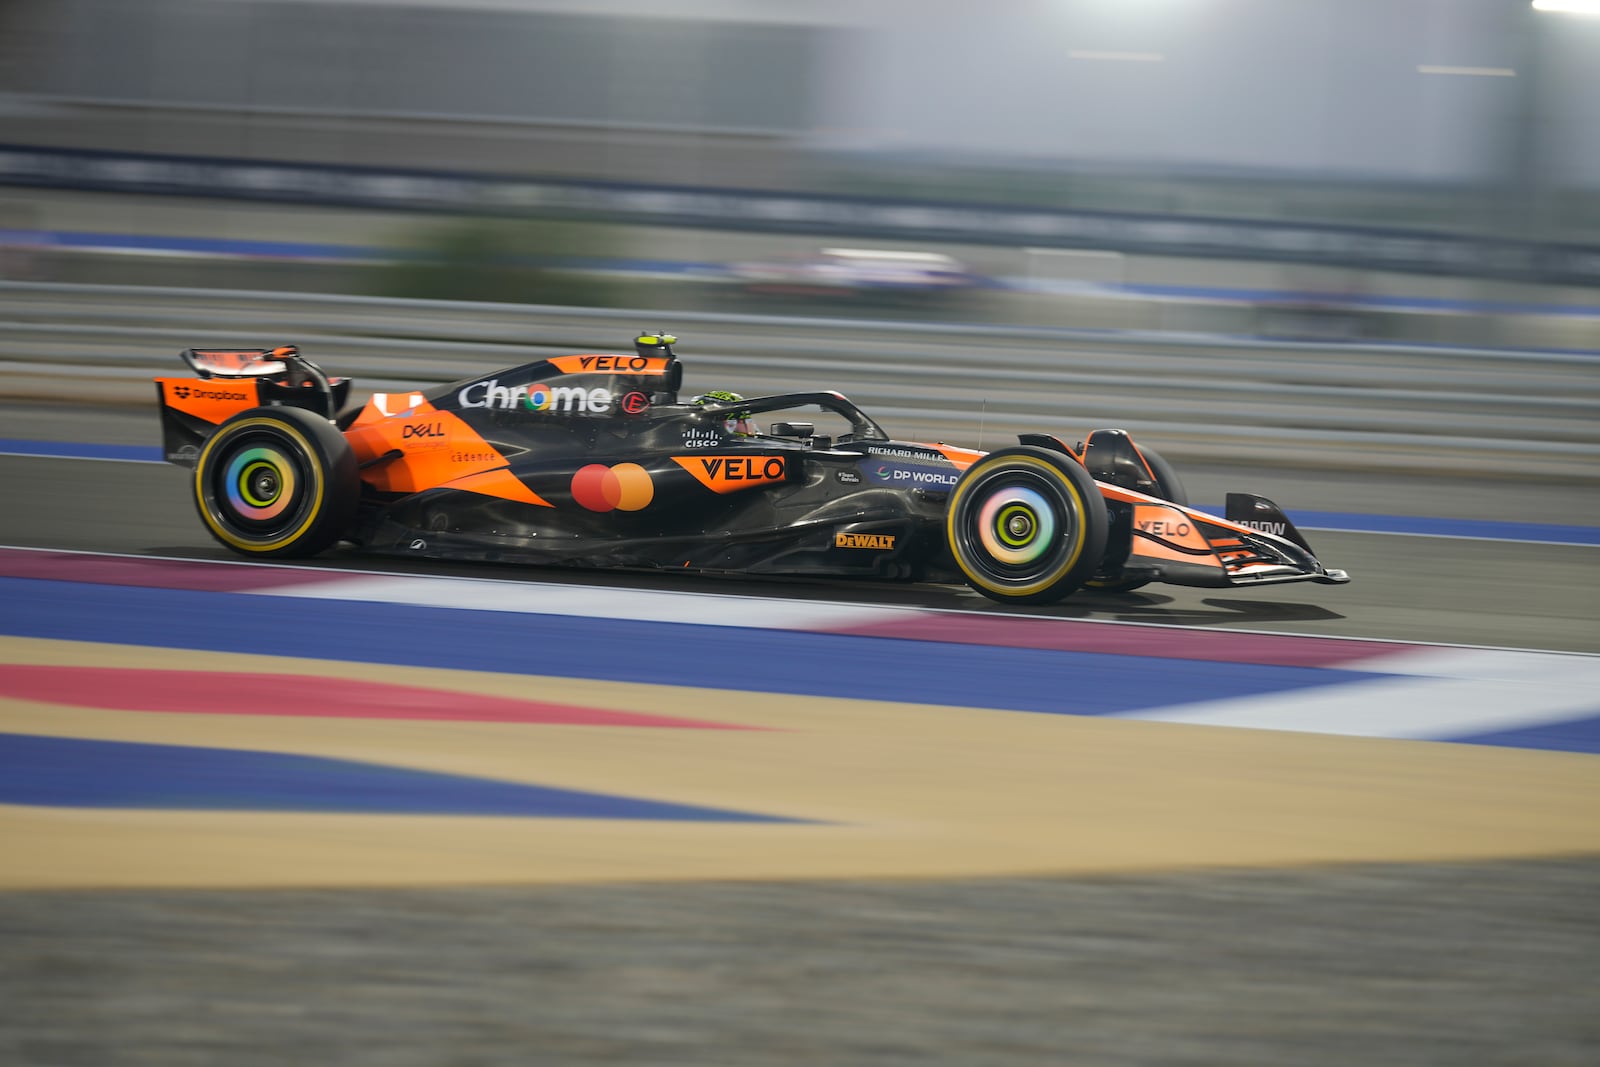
[
  {"x1": 946, "y1": 447, "x2": 1108, "y2": 605},
  {"x1": 193, "y1": 407, "x2": 358, "y2": 558}
]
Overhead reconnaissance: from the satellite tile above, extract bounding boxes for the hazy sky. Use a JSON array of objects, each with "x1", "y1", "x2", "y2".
[
  {"x1": 8, "y1": 0, "x2": 1599, "y2": 184},
  {"x1": 822, "y1": 0, "x2": 1576, "y2": 182}
]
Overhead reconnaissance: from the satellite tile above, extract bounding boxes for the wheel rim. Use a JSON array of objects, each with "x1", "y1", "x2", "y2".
[
  {"x1": 953, "y1": 462, "x2": 1084, "y2": 590},
  {"x1": 201, "y1": 427, "x2": 318, "y2": 545},
  {"x1": 975, "y1": 485, "x2": 1057, "y2": 566},
  {"x1": 224, "y1": 446, "x2": 298, "y2": 521}
]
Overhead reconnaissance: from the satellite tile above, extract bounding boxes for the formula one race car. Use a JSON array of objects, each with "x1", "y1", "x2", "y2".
[{"x1": 154, "y1": 335, "x2": 1349, "y2": 604}]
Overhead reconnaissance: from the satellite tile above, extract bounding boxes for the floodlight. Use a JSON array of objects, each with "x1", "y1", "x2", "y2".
[{"x1": 1532, "y1": 1, "x2": 1600, "y2": 15}]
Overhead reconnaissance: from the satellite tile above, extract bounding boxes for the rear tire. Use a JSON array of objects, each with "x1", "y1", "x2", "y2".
[
  {"x1": 193, "y1": 407, "x2": 358, "y2": 558},
  {"x1": 946, "y1": 447, "x2": 1108, "y2": 605},
  {"x1": 1086, "y1": 444, "x2": 1187, "y2": 594}
]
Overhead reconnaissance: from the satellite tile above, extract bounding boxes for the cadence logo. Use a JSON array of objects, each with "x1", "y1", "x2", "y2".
[
  {"x1": 457, "y1": 379, "x2": 613, "y2": 414},
  {"x1": 835, "y1": 532, "x2": 895, "y2": 550},
  {"x1": 672, "y1": 455, "x2": 787, "y2": 494},
  {"x1": 571, "y1": 463, "x2": 654, "y2": 512}
]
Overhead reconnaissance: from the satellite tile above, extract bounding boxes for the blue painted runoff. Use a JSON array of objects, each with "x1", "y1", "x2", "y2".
[
  {"x1": 0, "y1": 439, "x2": 164, "y2": 463},
  {"x1": 1449, "y1": 713, "x2": 1600, "y2": 755},
  {"x1": 0, "y1": 577, "x2": 1373, "y2": 717},
  {"x1": 0, "y1": 732, "x2": 796, "y2": 820}
]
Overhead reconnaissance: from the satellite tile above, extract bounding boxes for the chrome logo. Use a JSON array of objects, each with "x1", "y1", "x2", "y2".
[
  {"x1": 571, "y1": 463, "x2": 654, "y2": 512},
  {"x1": 523, "y1": 384, "x2": 553, "y2": 411}
]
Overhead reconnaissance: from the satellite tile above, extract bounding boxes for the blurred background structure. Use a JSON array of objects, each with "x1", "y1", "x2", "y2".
[{"x1": 1, "y1": 0, "x2": 1598, "y2": 347}]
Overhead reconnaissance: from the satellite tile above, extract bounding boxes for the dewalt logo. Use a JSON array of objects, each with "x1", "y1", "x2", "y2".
[{"x1": 835, "y1": 532, "x2": 896, "y2": 550}]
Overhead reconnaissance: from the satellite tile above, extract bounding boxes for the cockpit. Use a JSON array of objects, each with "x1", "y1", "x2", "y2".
[{"x1": 683, "y1": 391, "x2": 889, "y2": 450}]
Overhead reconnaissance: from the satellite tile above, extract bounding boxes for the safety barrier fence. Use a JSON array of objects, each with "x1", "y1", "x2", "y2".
[{"x1": 3, "y1": 281, "x2": 1596, "y2": 479}]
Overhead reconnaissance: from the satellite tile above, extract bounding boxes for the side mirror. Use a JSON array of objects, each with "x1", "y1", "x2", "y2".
[{"x1": 769, "y1": 422, "x2": 815, "y2": 438}]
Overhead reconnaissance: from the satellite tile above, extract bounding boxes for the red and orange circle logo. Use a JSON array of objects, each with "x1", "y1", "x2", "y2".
[{"x1": 570, "y1": 463, "x2": 654, "y2": 512}]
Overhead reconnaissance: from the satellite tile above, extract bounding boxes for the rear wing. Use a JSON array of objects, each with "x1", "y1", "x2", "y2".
[
  {"x1": 183, "y1": 347, "x2": 293, "y2": 379},
  {"x1": 156, "y1": 345, "x2": 353, "y2": 467}
]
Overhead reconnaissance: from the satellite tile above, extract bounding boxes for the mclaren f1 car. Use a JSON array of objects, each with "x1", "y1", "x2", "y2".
[{"x1": 154, "y1": 334, "x2": 1349, "y2": 604}]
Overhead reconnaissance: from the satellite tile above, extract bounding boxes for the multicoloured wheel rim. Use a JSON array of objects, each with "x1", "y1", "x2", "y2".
[
  {"x1": 196, "y1": 419, "x2": 325, "y2": 552},
  {"x1": 223, "y1": 445, "x2": 298, "y2": 522},
  {"x1": 974, "y1": 485, "x2": 1057, "y2": 566},
  {"x1": 948, "y1": 454, "x2": 1091, "y2": 597}
]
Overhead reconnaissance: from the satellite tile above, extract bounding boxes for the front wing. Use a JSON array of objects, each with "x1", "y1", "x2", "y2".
[{"x1": 1099, "y1": 484, "x2": 1350, "y2": 589}]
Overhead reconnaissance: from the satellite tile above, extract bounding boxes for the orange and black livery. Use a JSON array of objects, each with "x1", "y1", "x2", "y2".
[{"x1": 155, "y1": 333, "x2": 1348, "y2": 601}]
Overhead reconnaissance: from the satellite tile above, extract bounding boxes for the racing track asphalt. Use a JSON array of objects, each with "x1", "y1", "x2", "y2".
[
  {"x1": 0, "y1": 404, "x2": 1595, "y2": 653},
  {"x1": 2, "y1": 402, "x2": 1598, "y2": 1066}
]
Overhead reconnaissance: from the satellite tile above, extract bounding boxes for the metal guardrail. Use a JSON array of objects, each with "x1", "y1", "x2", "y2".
[{"x1": 3, "y1": 281, "x2": 1597, "y2": 479}]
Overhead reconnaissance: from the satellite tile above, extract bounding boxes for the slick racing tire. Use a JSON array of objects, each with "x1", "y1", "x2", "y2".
[
  {"x1": 946, "y1": 446, "x2": 1108, "y2": 605},
  {"x1": 1086, "y1": 444, "x2": 1187, "y2": 594},
  {"x1": 193, "y1": 406, "x2": 359, "y2": 558}
]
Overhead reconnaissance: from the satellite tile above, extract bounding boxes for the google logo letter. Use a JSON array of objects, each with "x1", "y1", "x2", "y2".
[{"x1": 571, "y1": 463, "x2": 654, "y2": 512}]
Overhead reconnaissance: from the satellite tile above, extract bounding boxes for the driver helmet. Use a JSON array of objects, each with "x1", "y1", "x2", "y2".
[
  {"x1": 694, "y1": 390, "x2": 758, "y2": 436},
  {"x1": 635, "y1": 332, "x2": 677, "y2": 358}
]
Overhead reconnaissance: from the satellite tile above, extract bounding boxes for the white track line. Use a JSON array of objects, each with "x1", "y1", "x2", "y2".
[
  {"x1": 1116, "y1": 649, "x2": 1600, "y2": 741},
  {"x1": 252, "y1": 575, "x2": 925, "y2": 631}
]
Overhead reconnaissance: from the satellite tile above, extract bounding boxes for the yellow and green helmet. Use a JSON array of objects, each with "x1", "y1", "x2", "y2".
[{"x1": 634, "y1": 332, "x2": 677, "y2": 357}]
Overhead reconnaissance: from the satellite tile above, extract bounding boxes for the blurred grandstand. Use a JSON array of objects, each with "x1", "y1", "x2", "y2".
[{"x1": 0, "y1": 0, "x2": 1597, "y2": 348}]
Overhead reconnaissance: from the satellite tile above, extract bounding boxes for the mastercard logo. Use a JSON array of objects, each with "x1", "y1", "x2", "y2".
[{"x1": 571, "y1": 463, "x2": 654, "y2": 512}]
